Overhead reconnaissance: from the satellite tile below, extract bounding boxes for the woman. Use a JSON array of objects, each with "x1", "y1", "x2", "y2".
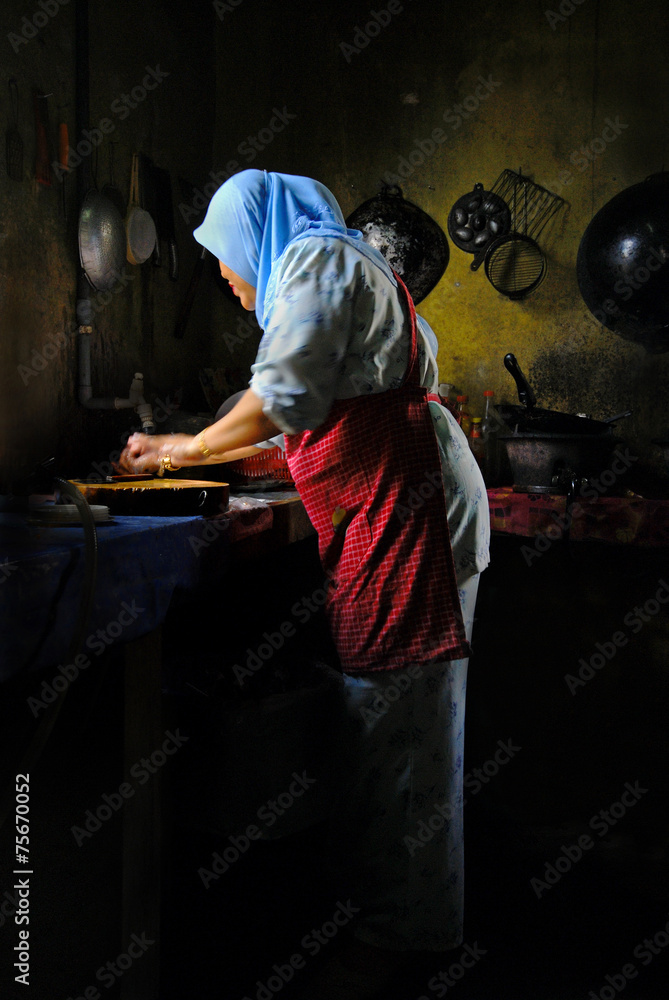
[{"x1": 120, "y1": 170, "x2": 489, "y2": 996}]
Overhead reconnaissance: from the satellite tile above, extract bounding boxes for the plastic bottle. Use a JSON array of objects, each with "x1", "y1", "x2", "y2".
[
  {"x1": 456, "y1": 395, "x2": 471, "y2": 436},
  {"x1": 469, "y1": 417, "x2": 485, "y2": 467}
]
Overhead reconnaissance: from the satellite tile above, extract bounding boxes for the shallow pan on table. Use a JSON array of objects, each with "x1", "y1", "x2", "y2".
[{"x1": 68, "y1": 478, "x2": 229, "y2": 517}]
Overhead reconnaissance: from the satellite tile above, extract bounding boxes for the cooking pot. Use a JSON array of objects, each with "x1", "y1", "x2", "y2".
[
  {"x1": 346, "y1": 185, "x2": 449, "y2": 303},
  {"x1": 498, "y1": 354, "x2": 630, "y2": 491},
  {"x1": 576, "y1": 172, "x2": 669, "y2": 353},
  {"x1": 499, "y1": 353, "x2": 630, "y2": 435},
  {"x1": 498, "y1": 433, "x2": 625, "y2": 492}
]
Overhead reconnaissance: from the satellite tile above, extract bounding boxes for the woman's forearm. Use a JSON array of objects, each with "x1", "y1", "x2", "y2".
[{"x1": 184, "y1": 388, "x2": 280, "y2": 462}]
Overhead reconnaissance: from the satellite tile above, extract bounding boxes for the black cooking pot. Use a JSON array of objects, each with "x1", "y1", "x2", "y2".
[
  {"x1": 499, "y1": 354, "x2": 629, "y2": 435},
  {"x1": 346, "y1": 185, "x2": 449, "y2": 303},
  {"x1": 497, "y1": 354, "x2": 631, "y2": 491},
  {"x1": 576, "y1": 172, "x2": 669, "y2": 353},
  {"x1": 498, "y1": 432, "x2": 625, "y2": 491}
]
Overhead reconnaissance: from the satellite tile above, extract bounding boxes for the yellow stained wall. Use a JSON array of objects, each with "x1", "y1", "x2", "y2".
[{"x1": 214, "y1": 0, "x2": 669, "y2": 473}]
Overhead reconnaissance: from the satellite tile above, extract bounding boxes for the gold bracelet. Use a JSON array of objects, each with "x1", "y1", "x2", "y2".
[
  {"x1": 157, "y1": 454, "x2": 181, "y2": 477},
  {"x1": 197, "y1": 430, "x2": 212, "y2": 458}
]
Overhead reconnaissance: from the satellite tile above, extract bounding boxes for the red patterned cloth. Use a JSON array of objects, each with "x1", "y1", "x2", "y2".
[
  {"x1": 487, "y1": 487, "x2": 669, "y2": 546},
  {"x1": 285, "y1": 275, "x2": 469, "y2": 672}
]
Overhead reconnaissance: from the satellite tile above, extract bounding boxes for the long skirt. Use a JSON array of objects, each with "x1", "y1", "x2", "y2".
[{"x1": 324, "y1": 573, "x2": 479, "y2": 952}]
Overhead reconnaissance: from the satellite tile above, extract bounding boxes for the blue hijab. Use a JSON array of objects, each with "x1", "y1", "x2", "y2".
[{"x1": 193, "y1": 169, "x2": 396, "y2": 328}]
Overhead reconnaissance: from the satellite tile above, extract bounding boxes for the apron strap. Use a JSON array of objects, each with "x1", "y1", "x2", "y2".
[{"x1": 392, "y1": 271, "x2": 421, "y2": 387}]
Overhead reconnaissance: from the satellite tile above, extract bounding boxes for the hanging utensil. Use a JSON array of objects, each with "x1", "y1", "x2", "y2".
[
  {"x1": 139, "y1": 154, "x2": 162, "y2": 267},
  {"x1": 78, "y1": 187, "x2": 127, "y2": 292},
  {"x1": 33, "y1": 90, "x2": 51, "y2": 186},
  {"x1": 482, "y1": 170, "x2": 567, "y2": 299},
  {"x1": 484, "y1": 233, "x2": 547, "y2": 298},
  {"x1": 174, "y1": 246, "x2": 207, "y2": 339},
  {"x1": 154, "y1": 164, "x2": 179, "y2": 281},
  {"x1": 6, "y1": 78, "x2": 23, "y2": 181},
  {"x1": 346, "y1": 185, "x2": 449, "y2": 303},
  {"x1": 125, "y1": 152, "x2": 156, "y2": 265},
  {"x1": 576, "y1": 172, "x2": 669, "y2": 354},
  {"x1": 447, "y1": 182, "x2": 511, "y2": 271}
]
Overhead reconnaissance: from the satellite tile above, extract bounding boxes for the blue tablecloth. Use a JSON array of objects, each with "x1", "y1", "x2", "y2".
[{"x1": 0, "y1": 502, "x2": 272, "y2": 681}]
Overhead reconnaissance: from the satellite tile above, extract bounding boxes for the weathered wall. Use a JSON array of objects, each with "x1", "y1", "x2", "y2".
[
  {"x1": 0, "y1": 0, "x2": 216, "y2": 489},
  {"x1": 2, "y1": 0, "x2": 668, "y2": 491},
  {"x1": 213, "y1": 0, "x2": 669, "y2": 478}
]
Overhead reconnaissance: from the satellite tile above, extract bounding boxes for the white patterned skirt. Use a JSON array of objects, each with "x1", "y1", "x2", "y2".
[{"x1": 324, "y1": 574, "x2": 480, "y2": 952}]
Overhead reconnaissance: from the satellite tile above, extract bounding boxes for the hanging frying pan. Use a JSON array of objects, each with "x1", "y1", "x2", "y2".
[
  {"x1": 447, "y1": 182, "x2": 511, "y2": 271},
  {"x1": 125, "y1": 152, "x2": 156, "y2": 265},
  {"x1": 346, "y1": 185, "x2": 449, "y2": 303},
  {"x1": 78, "y1": 188, "x2": 127, "y2": 292},
  {"x1": 576, "y1": 171, "x2": 669, "y2": 353}
]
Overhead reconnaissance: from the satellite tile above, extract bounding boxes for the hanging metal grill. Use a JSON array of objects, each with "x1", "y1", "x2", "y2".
[{"x1": 483, "y1": 169, "x2": 567, "y2": 299}]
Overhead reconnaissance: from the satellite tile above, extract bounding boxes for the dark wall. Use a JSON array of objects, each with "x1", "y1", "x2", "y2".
[
  {"x1": 2, "y1": 0, "x2": 669, "y2": 489},
  {"x1": 0, "y1": 0, "x2": 217, "y2": 488}
]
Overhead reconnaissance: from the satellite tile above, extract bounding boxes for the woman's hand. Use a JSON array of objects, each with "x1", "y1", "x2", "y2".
[{"x1": 117, "y1": 433, "x2": 198, "y2": 475}]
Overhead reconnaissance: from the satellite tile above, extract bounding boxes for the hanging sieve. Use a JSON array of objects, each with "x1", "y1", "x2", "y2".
[{"x1": 482, "y1": 169, "x2": 567, "y2": 299}]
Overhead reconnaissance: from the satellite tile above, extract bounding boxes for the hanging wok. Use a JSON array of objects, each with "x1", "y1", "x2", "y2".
[
  {"x1": 346, "y1": 185, "x2": 449, "y2": 303},
  {"x1": 576, "y1": 172, "x2": 669, "y2": 353},
  {"x1": 78, "y1": 188, "x2": 127, "y2": 292}
]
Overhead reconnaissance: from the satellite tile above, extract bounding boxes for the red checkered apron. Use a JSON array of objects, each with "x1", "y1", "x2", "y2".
[{"x1": 285, "y1": 275, "x2": 470, "y2": 672}]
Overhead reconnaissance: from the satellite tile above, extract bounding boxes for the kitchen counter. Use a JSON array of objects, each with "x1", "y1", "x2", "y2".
[{"x1": 0, "y1": 491, "x2": 312, "y2": 682}]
